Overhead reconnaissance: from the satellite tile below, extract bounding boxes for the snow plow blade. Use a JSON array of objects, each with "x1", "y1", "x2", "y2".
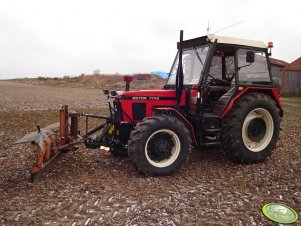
[{"x1": 14, "y1": 104, "x2": 114, "y2": 182}]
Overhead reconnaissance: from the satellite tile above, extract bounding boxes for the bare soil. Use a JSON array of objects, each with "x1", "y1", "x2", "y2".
[
  {"x1": 0, "y1": 81, "x2": 107, "y2": 111},
  {"x1": 0, "y1": 81, "x2": 300, "y2": 225}
]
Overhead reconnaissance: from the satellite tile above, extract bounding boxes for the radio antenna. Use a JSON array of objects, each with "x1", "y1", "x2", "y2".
[{"x1": 213, "y1": 20, "x2": 244, "y2": 35}]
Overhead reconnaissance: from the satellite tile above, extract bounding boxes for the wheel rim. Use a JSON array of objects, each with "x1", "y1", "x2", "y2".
[
  {"x1": 242, "y1": 108, "x2": 274, "y2": 152},
  {"x1": 145, "y1": 129, "x2": 181, "y2": 168}
]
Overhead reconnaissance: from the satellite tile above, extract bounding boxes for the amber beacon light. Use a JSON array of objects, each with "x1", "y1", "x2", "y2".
[{"x1": 268, "y1": 41, "x2": 273, "y2": 56}]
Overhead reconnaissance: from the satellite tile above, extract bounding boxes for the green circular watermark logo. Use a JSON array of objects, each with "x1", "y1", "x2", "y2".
[{"x1": 262, "y1": 203, "x2": 298, "y2": 224}]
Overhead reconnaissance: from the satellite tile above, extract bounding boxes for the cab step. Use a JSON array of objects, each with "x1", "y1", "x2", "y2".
[{"x1": 202, "y1": 141, "x2": 221, "y2": 147}]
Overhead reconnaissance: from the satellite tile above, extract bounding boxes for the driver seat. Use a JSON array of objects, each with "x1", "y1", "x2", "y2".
[{"x1": 212, "y1": 87, "x2": 236, "y2": 116}]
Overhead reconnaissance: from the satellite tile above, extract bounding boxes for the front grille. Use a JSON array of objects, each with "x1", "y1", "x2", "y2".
[
  {"x1": 114, "y1": 102, "x2": 123, "y2": 121},
  {"x1": 132, "y1": 103, "x2": 146, "y2": 120}
]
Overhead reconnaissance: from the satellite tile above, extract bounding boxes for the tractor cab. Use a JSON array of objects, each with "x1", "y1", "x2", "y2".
[{"x1": 165, "y1": 34, "x2": 274, "y2": 116}]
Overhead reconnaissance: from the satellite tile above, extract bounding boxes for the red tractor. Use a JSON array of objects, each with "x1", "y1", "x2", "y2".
[
  {"x1": 16, "y1": 31, "x2": 283, "y2": 180},
  {"x1": 85, "y1": 31, "x2": 282, "y2": 175}
]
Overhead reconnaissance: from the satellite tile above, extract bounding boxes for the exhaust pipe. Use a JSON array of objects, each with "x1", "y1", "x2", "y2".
[
  {"x1": 123, "y1": 75, "x2": 133, "y2": 91},
  {"x1": 176, "y1": 30, "x2": 184, "y2": 104}
]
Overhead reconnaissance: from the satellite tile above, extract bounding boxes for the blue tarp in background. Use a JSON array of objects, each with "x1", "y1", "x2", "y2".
[{"x1": 150, "y1": 71, "x2": 169, "y2": 79}]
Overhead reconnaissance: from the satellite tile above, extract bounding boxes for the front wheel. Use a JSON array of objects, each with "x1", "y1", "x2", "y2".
[
  {"x1": 128, "y1": 115, "x2": 190, "y2": 176},
  {"x1": 222, "y1": 93, "x2": 280, "y2": 163}
]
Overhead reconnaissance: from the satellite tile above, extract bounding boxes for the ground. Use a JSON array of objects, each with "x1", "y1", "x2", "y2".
[{"x1": 0, "y1": 80, "x2": 300, "y2": 225}]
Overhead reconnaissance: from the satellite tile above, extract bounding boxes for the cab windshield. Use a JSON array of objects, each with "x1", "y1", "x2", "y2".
[{"x1": 167, "y1": 45, "x2": 209, "y2": 85}]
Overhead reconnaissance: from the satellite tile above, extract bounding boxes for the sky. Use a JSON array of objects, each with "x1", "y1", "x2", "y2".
[{"x1": 0, "y1": 0, "x2": 301, "y2": 79}]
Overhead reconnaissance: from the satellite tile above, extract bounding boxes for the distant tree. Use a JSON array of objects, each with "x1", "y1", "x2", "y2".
[
  {"x1": 93, "y1": 69, "x2": 101, "y2": 75},
  {"x1": 38, "y1": 76, "x2": 46, "y2": 80}
]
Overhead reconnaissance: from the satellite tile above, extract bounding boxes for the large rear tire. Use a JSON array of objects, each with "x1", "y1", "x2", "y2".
[
  {"x1": 128, "y1": 115, "x2": 190, "y2": 176},
  {"x1": 222, "y1": 93, "x2": 280, "y2": 163}
]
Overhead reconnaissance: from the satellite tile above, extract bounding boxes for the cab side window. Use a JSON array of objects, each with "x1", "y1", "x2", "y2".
[{"x1": 237, "y1": 49, "x2": 271, "y2": 84}]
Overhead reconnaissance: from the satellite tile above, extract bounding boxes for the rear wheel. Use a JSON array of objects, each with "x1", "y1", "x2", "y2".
[
  {"x1": 222, "y1": 93, "x2": 280, "y2": 163},
  {"x1": 128, "y1": 115, "x2": 190, "y2": 176},
  {"x1": 242, "y1": 108, "x2": 274, "y2": 152}
]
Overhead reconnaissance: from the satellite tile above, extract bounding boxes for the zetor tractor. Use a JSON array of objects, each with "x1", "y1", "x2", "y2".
[{"x1": 85, "y1": 30, "x2": 282, "y2": 176}]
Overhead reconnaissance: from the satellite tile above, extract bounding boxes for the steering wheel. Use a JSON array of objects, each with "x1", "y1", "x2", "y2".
[{"x1": 207, "y1": 74, "x2": 230, "y2": 86}]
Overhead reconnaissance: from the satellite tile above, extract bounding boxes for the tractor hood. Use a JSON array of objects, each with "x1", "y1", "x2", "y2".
[{"x1": 115, "y1": 89, "x2": 187, "y2": 122}]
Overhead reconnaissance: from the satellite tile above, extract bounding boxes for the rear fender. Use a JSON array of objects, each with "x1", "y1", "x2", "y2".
[
  {"x1": 153, "y1": 107, "x2": 198, "y2": 146},
  {"x1": 221, "y1": 87, "x2": 283, "y2": 119}
]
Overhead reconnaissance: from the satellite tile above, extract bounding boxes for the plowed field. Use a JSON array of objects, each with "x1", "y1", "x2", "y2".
[{"x1": 0, "y1": 81, "x2": 300, "y2": 225}]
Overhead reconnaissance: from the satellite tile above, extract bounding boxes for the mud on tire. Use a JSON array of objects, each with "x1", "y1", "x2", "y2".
[
  {"x1": 222, "y1": 93, "x2": 280, "y2": 163},
  {"x1": 128, "y1": 115, "x2": 190, "y2": 176}
]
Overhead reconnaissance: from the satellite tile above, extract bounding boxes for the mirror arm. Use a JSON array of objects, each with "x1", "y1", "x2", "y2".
[{"x1": 238, "y1": 63, "x2": 252, "y2": 71}]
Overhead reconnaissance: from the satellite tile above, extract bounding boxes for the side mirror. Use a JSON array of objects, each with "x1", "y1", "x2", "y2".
[{"x1": 246, "y1": 51, "x2": 255, "y2": 63}]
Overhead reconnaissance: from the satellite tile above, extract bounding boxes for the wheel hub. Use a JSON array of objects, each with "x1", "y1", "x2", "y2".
[
  {"x1": 247, "y1": 118, "x2": 266, "y2": 142},
  {"x1": 147, "y1": 133, "x2": 174, "y2": 161},
  {"x1": 242, "y1": 107, "x2": 274, "y2": 152}
]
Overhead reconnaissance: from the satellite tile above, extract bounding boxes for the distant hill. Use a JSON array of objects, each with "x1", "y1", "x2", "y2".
[{"x1": 11, "y1": 74, "x2": 166, "y2": 90}]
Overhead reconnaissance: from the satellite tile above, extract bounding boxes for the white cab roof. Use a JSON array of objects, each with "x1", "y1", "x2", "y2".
[{"x1": 207, "y1": 34, "x2": 267, "y2": 49}]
